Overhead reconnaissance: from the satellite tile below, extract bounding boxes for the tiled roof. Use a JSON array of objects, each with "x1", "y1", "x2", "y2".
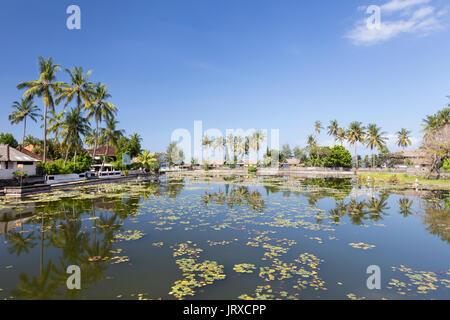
[
  {"x1": 0, "y1": 144, "x2": 40, "y2": 162},
  {"x1": 87, "y1": 146, "x2": 116, "y2": 157}
]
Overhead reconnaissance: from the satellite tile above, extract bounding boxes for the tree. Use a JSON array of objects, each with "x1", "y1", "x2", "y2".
[
  {"x1": 327, "y1": 120, "x2": 339, "y2": 143},
  {"x1": 293, "y1": 146, "x2": 306, "y2": 162},
  {"x1": 136, "y1": 150, "x2": 159, "y2": 172},
  {"x1": 17, "y1": 57, "x2": 66, "y2": 163},
  {"x1": 365, "y1": 124, "x2": 387, "y2": 168},
  {"x1": 281, "y1": 144, "x2": 292, "y2": 161},
  {"x1": 336, "y1": 128, "x2": 346, "y2": 146},
  {"x1": 84, "y1": 83, "x2": 117, "y2": 158},
  {"x1": 306, "y1": 135, "x2": 317, "y2": 158},
  {"x1": 396, "y1": 128, "x2": 412, "y2": 150},
  {"x1": 346, "y1": 121, "x2": 366, "y2": 169},
  {"x1": 167, "y1": 142, "x2": 184, "y2": 166},
  {"x1": 202, "y1": 135, "x2": 213, "y2": 162},
  {"x1": 128, "y1": 133, "x2": 143, "y2": 158},
  {"x1": 249, "y1": 130, "x2": 266, "y2": 161},
  {"x1": 47, "y1": 110, "x2": 65, "y2": 143},
  {"x1": 0, "y1": 133, "x2": 18, "y2": 148},
  {"x1": 60, "y1": 108, "x2": 91, "y2": 164},
  {"x1": 56, "y1": 66, "x2": 94, "y2": 113},
  {"x1": 323, "y1": 145, "x2": 352, "y2": 168},
  {"x1": 99, "y1": 118, "x2": 124, "y2": 170},
  {"x1": 9, "y1": 98, "x2": 41, "y2": 146}
]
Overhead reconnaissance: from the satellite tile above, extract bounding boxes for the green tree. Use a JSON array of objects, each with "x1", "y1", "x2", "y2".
[
  {"x1": 365, "y1": 124, "x2": 387, "y2": 168},
  {"x1": 323, "y1": 145, "x2": 352, "y2": 168},
  {"x1": 346, "y1": 121, "x2": 366, "y2": 169},
  {"x1": 167, "y1": 142, "x2": 185, "y2": 166},
  {"x1": 327, "y1": 120, "x2": 339, "y2": 143},
  {"x1": 60, "y1": 108, "x2": 91, "y2": 164},
  {"x1": 17, "y1": 57, "x2": 66, "y2": 163},
  {"x1": 84, "y1": 83, "x2": 117, "y2": 158},
  {"x1": 336, "y1": 128, "x2": 346, "y2": 146},
  {"x1": 249, "y1": 130, "x2": 266, "y2": 161},
  {"x1": 281, "y1": 144, "x2": 292, "y2": 161},
  {"x1": 0, "y1": 133, "x2": 18, "y2": 147},
  {"x1": 9, "y1": 98, "x2": 41, "y2": 146},
  {"x1": 396, "y1": 128, "x2": 412, "y2": 149},
  {"x1": 56, "y1": 66, "x2": 94, "y2": 112},
  {"x1": 99, "y1": 118, "x2": 124, "y2": 169},
  {"x1": 136, "y1": 150, "x2": 159, "y2": 172}
]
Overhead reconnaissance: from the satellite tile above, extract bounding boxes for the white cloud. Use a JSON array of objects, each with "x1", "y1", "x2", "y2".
[{"x1": 347, "y1": 0, "x2": 447, "y2": 45}]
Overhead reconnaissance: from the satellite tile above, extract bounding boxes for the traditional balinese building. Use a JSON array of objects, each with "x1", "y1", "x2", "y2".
[
  {"x1": 282, "y1": 158, "x2": 300, "y2": 167},
  {"x1": 0, "y1": 144, "x2": 40, "y2": 180},
  {"x1": 391, "y1": 149, "x2": 432, "y2": 169},
  {"x1": 86, "y1": 146, "x2": 117, "y2": 162}
]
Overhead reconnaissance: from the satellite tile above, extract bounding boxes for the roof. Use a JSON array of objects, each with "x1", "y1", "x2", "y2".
[
  {"x1": 16, "y1": 146, "x2": 49, "y2": 162},
  {"x1": 283, "y1": 158, "x2": 300, "y2": 165},
  {"x1": 201, "y1": 160, "x2": 225, "y2": 166},
  {"x1": 87, "y1": 146, "x2": 116, "y2": 157},
  {"x1": 0, "y1": 144, "x2": 40, "y2": 162}
]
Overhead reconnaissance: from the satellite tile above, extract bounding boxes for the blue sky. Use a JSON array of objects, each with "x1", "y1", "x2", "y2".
[{"x1": 0, "y1": 0, "x2": 449, "y2": 155}]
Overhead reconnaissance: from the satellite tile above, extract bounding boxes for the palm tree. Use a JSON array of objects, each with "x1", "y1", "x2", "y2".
[
  {"x1": 306, "y1": 134, "x2": 317, "y2": 158},
  {"x1": 84, "y1": 83, "x2": 117, "y2": 158},
  {"x1": 136, "y1": 150, "x2": 158, "y2": 172},
  {"x1": 234, "y1": 136, "x2": 245, "y2": 162},
  {"x1": 56, "y1": 66, "x2": 94, "y2": 112},
  {"x1": 213, "y1": 136, "x2": 226, "y2": 160},
  {"x1": 8, "y1": 98, "x2": 41, "y2": 146},
  {"x1": 99, "y1": 118, "x2": 124, "y2": 170},
  {"x1": 249, "y1": 130, "x2": 266, "y2": 161},
  {"x1": 17, "y1": 57, "x2": 66, "y2": 162},
  {"x1": 47, "y1": 110, "x2": 65, "y2": 142},
  {"x1": 396, "y1": 128, "x2": 412, "y2": 150},
  {"x1": 346, "y1": 121, "x2": 366, "y2": 169},
  {"x1": 314, "y1": 121, "x2": 323, "y2": 138},
  {"x1": 60, "y1": 108, "x2": 91, "y2": 164},
  {"x1": 202, "y1": 135, "x2": 213, "y2": 162},
  {"x1": 365, "y1": 124, "x2": 387, "y2": 168},
  {"x1": 327, "y1": 120, "x2": 339, "y2": 144},
  {"x1": 336, "y1": 128, "x2": 346, "y2": 146}
]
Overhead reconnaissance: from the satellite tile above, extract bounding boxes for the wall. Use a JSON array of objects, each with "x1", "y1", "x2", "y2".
[{"x1": 0, "y1": 162, "x2": 37, "y2": 180}]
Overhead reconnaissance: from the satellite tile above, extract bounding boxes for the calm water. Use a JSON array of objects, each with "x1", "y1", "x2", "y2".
[{"x1": 0, "y1": 177, "x2": 448, "y2": 300}]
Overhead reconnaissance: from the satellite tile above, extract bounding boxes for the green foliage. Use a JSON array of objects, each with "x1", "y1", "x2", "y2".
[
  {"x1": 0, "y1": 133, "x2": 18, "y2": 147},
  {"x1": 38, "y1": 153, "x2": 92, "y2": 175},
  {"x1": 248, "y1": 166, "x2": 257, "y2": 174},
  {"x1": 442, "y1": 158, "x2": 450, "y2": 172},
  {"x1": 323, "y1": 145, "x2": 352, "y2": 168},
  {"x1": 204, "y1": 163, "x2": 210, "y2": 171}
]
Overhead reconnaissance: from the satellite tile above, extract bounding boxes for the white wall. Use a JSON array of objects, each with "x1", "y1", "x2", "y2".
[{"x1": 0, "y1": 162, "x2": 37, "y2": 180}]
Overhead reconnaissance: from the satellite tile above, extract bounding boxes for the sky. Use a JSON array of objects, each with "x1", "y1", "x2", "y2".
[{"x1": 0, "y1": 0, "x2": 449, "y2": 157}]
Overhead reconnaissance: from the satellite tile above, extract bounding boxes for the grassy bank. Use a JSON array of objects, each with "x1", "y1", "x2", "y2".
[{"x1": 358, "y1": 172, "x2": 450, "y2": 188}]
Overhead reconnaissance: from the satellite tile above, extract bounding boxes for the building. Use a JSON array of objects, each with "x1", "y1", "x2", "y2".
[
  {"x1": 86, "y1": 146, "x2": 117, "y2": 161},
  {"x1": 0, "y1": 144, "x2": 40, "y2": 180},
  {"x1": 391, "y1": 150, "x2": 432, "y2": 169},
  {"x1": 282, "y1": 158, "x2": 300, "y2": 167}
]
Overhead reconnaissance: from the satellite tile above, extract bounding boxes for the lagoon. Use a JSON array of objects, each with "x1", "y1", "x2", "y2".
[{"x1": 0, "y1": 177, "x2": 448, "y2": 300}]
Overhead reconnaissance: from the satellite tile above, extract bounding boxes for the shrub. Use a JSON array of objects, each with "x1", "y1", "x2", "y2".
[
  {"x1": 38, "y1": 153, "x2": 93, "y2": 175},
  {"x1": 389, "y1": 174, "x2": 399, "y2": 184},
  {"x1": 123, "y1": 170, "x2": 129, "y2": 176},
  {"x1": 204, "y1": 163, "x2": 210, "y2": 171},
  {"x1": 442, "y1": 158, "x2": 450, "y2": 172},
  {"x1": 323, "y1": 145, "x2": 352, "y2": 168},
  {"x1": 248, "y1": 166, "x2": 257, "y2": 174}
]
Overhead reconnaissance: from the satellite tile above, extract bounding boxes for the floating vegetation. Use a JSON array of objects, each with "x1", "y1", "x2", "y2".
[
  {"x1": 346, "y1": 293, "x2": 366, "y2": 300},
  {"x1": 388, "y1": 265, "x2": 450, "y2": 295},
  {"x1": 152, "y1": 242, "x2": 164, "y2": 247},
  {"x1": 234, "y1": 263, "x2": 257, "y2": 273},
  {"x1": 348, "y1": 242, "x2": 376, "y2": 250},
  {"x1": 172, "y1": 242, "x2": 203, "y2": 258},
  {"x1": 114, "y1": 230, "x2": 145, "y2": 242}
]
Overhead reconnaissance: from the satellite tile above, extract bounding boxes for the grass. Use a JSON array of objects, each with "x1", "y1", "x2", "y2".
[{"x1": 358, "y1": 172, "x2": 450, "y2": 187}]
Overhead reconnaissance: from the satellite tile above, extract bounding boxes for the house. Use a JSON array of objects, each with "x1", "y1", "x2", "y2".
[
  {"x1": 16, "y1": 145, "x2": 53, "y2": 162},
  {"x1": 86, "y1": 146, "x2": 117, "y2": 161},
  {"x1": 391, "y1": 150, "x2": 432, "y2": 168},
  {"x1": 201, "y1": 160, "x2": 225, "y2": 167},
  {"x1": 282, "y1": 158, "x2": 300, "y2": 168},
  {"x1": 239, "y1": 159, "x2": 258, "y2": 167},
  {"x1": 0, "y1": 144, "x2": 40, "y2": 180}
]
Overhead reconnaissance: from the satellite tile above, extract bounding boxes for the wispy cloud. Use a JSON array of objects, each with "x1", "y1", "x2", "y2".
[{"x1": 347, "y1": 0, "x2": 447, "y2": 45}]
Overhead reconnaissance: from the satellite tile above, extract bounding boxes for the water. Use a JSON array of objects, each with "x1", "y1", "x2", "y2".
[{"x1": 0, "y1": 177, "x2": 448, "y2": 300}]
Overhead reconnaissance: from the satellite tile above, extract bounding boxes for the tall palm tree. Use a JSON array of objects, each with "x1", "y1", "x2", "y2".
[
  {"x1": 47, "y1": 110, "x2": 65, "y2": 142},
  {"x1": 234, "y1": 136, "x2": 245, "y2": 162},
  {"x1": 56, "y1": 66, "x2": 94, "y2": 112},
  {"x1": 396, "y1": 128, "x2": 412, "y2": 150},
  {"x1": 336, "y1": 128, "x2": 346, "y2": 146},
  {"x1": 327, "y1": 120, "x2": 339, "y2": 144},
  {"x1": 213, "y1": 136, "x2": 226, "y2": 160},
  {"x1": 346, "y1": 121, "x2": 366, "y2": 169},
  {"x1": 8, "y1": 98, "x2": 41, "y2": 146},
  {"x1": 202, "y1": 135, "x2": 213, "y2": 162},
  {"x1": 306, "y1": 134, "x2": 317, "y2": 158},
  {"x1": 60, "y1": 108, "x2": 91, "y2": 164},
  {"x1": 84, "y1": 83, "x2": 117, "y2": 158},
  {"x1": 365, "y1": 124, "x2": 387, "y2": 168},
  {"x1": 17, "y1": 57, "x2": 66, "y2": 162},
  {"x1": 314, "y1": 121, "x2": 323, "y2": 138},
  {"x1": 249, "y1": 130, "x2": 266, "y2": 161},
  {"x1": 99, "y1": 118, "x2": 124, "y2": 170}
]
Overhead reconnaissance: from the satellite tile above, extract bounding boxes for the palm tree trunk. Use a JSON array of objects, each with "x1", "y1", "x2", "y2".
[
  {"x1": 93, "y1": 119, "x2": 99, "y2": 158},
  {"x1": 354, "y1": 145, "x2": 358, "y2": 169},
  {"x1": 43, "y1": 100, "x2": 48, "y2": 163},
  {"x1": 64, "y1": 145, "x2": 70, "y2": 166},
  {"x1": 22, "y1": 117, "x2": 27, "y2": 147}
]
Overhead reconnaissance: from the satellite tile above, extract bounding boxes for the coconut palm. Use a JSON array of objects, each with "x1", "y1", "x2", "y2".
[
  {"x1": 346, "y1": 121, "x2": 366, "y2": 169},
  {"x1": 8, "y1": 98, "x2": 41, "y2": 146},
  {"x1": 202, "y1": 135, "x2": 213, "y2": 161},
  {"x1": 336, "y1": 128, "x2": 346, "y2": 146},
  {"x1": 327, "y1": 120, "x2": 339, "y2": 144},
  {"x1": 17, "y1": 57, "x2": 66, "y2": 162},
  {"x1": 314, "y1": 121, "x2": 323, "y2": 137},
  {"x1": 56, "y1": 66, "x2": 95, "y2": 112},
  {"x1": 136, "y1": 150, "x2": 158, "y2": 172},
  {"x1": 60, "y1": 108, "x2": 91, "y2": 164},
  {"x1": 47, "y1": 110, "x2": 65, "y2": 142},
  {"x1": 213, "y1": 136, "x2": 226, "y2": 160},
  {"x1": 365, "y1": 124, "x2": 387, "y2": 168},
  {"x1": 396, "y1": 128, "x2": 412, "y2": 149},
  {"x1": 84, "y1": 83, "x2": 117, "y2": 158},
  {"x1": 99, "y1": 118, "x2": 124, "y2": 169},
  {"x1": 306, "y1": 134, "x2": 317, "y2": 157},
  {"x1": 234, "y1": 136, "x2": 245, "y2": 161},
  {"x1": 249, "y1": 130, "x2": 266, "y2": 161}
]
